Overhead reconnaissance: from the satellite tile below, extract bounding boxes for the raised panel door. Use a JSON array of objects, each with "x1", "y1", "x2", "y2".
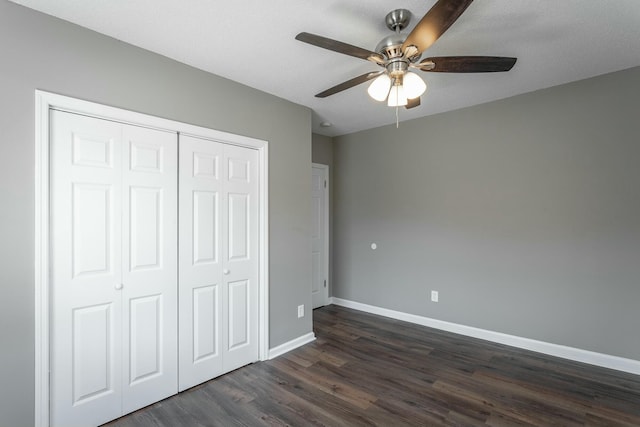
[
  {"x1": 178, "y1": 136, "x2": 259, "y2": 388},
  {"x1": 222, "y1": 144, "x2": 259, "y2": 373},
  {"x1": 50, "y1": 111, "x2": 123, "y2": 427},
  {"x1": 50, "y1": 111, "x2": 178, "y2": 426},
  {"x1": 121, "y1": 125, "x2": 178, "y2": 413},
  {"x1": 178, "y1": 135, "x2": 224, "y2": 391},
  {"x1": 311, "y1": 165, "x2": 328, "y2": 309}
]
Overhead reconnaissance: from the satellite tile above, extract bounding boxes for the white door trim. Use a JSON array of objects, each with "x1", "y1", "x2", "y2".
[
  {"x1": 312, "y1": 163, "x2": 329, "y2": 307},
  {"x1": 34, "y1": 90, "x2": 270, "y2": 427}
]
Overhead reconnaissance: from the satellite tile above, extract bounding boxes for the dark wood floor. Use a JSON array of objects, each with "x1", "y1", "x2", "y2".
[{"x1": 106, "y1": 305, "x2": 640, "y2": 426}]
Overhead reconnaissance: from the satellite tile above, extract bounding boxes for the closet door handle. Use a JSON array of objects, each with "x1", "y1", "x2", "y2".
[
  {"x1": 223, "y1": 269, "x2": 230, "y2": 275},
  {"x1": 115, "y1": 283, "x2": 123, "y2": 290}
]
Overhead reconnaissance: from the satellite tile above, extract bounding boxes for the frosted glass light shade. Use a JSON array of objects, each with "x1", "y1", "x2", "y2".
[
  {"x1": 387, "y1": 84, "x2": 407, "y2": 107},
  {"x1": 367, "y1": 74, "x2": 392, "y2": 102},
  {"x1": 403, "y1": 72, "x2": 427, "y2": 99}
]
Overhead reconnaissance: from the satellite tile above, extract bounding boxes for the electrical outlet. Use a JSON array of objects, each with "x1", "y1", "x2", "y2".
[
  {"x1": 431, "y1": 290, "x2": 439, "y2": 303},
  {"x1": 297, "y1": 304, "x2": 304, "y2": 318}
]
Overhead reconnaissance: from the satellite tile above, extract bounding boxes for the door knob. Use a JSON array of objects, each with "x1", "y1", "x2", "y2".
[
  {"x1": 223, "y1": 269, "x2": 230, "y2": 275},
  {"x1": 115, "y1": 283, "x2": 123, "y2": 290}
]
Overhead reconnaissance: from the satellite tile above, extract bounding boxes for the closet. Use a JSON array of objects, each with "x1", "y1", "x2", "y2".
[{"x1": 48, "y1": 109, "x2": 260, "y2": 427}]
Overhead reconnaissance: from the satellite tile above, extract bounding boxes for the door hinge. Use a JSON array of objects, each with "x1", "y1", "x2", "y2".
[
  {"x1": 324, "y1": 279, "x2": 327, "y2": 288},
  {"x1": 324, "y1": 180, "x2": 327, "y2": 188}
]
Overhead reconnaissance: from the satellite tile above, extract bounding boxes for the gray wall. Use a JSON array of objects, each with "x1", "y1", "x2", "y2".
[
  {"x1": 312, "y1": 134, "x2": 334, "y2": 297},
  {"x1": 333, "y1": 66, "x2": 640, "y2": 362},
  {"x1": 312, "y1": 133, "x2": 334, "y2": 166},
  {"x1": 0, "y1": 1, "x2": 312, "y2": 425}
]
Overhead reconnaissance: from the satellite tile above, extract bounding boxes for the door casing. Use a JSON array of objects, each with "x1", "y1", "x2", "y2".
[{"x1": 34, "y1": 90, "x2": 270, "y2": 427}]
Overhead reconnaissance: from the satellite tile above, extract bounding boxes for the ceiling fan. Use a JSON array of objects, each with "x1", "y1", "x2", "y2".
[{"x1": 295, "y1": 0, "x2": 517, "y2": 109}]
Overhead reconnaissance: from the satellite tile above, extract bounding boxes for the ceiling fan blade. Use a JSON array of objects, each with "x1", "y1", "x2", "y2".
[
  {"x1": 401, "y1": 0, "x2": 474, "y2": 57},
  {"x1": 315, "y1": 71, "x2": 384, "y2": 98},
  {"x1": 405, "y1": 97, "x2": 421, "y2": 109},
  {"x1": 417, "y1": 56, "x2": 517, "y2": 72},
  {"x1": 296, "y1": 32, "x2": 385, "y2": 64}
]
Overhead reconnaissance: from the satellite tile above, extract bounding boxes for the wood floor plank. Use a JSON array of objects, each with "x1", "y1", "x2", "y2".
[
  {"x1": 270, "y1": 356, "x2": 378, "y2": 410},
  {"x1": 104, "y1": 305, "x2": 640, "y2": 427}
]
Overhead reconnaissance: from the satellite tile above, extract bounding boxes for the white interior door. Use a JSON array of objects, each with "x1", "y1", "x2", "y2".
[
  {"x1": 50, "y1": 111, "x2": 124, "y2": 427},
  {"x1": 178, "y1": 135, "x2": 224, "y2": 390},
  {"x1": 311, "y1": 164, "x2": 329, "y2": 309},
  {"x1": 50, "y1": 110, "x2": 178, "y2": 426},
  {"x1": 222, "y1": 143, "x2": 259, "y2": 372},
  {"x1": 179, "y1": 135, "x2": 259, "y2": 390},
  {"x1": 120, "y1": 124, "x2": 178, "y2": 413}
]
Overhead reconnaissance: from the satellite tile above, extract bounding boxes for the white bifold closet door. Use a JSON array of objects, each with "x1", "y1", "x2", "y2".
[
  {"x1": 50, "y1": 110, "x2": 178, "y2": 427},
  {"x1": 178, "y1": 135, "x2": 259, "y2": 391}
]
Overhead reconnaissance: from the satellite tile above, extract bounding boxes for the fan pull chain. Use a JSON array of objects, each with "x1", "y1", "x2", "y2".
[{"x1": 396, "y1": 106, "x2": 399, "y2": 128}]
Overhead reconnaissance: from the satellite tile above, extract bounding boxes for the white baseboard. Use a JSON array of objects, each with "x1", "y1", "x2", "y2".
[
  {"x1": 330, "y1": 297, "x2": 640, "y2": 376},
  {"x1": 268, "y1": 332, "x2": 316, "y2": 360}
]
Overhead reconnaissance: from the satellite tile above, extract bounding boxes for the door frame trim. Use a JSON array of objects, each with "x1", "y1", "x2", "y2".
[
  {"x1": 34, "y1": 90, "x2": 270, "y2": 427},
  {"x1": 312, "y1": 163, "x2": 330, "y2": 307}
]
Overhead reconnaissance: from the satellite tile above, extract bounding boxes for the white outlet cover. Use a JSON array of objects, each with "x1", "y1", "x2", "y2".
[
  {"x1": 431, "y1": 291, "x2": 439, "y2": 302},
  {"x1": 297, "y1": 304, "x2": 304, "y2": 318}
]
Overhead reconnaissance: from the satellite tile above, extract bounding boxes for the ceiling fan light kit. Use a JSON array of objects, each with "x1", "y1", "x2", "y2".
[
  {"x1": 295, "y1": 0, "x2": 517, "y2": 119},
  {"x1": 387, "y1": 84, "x2": 407, "y2": 107},
  {"x1": 367, "y1": 74, "x2": 391, "y2": 101},
  {"x1": 402, "y1": 72, "x2": 427, "y2": 99}
]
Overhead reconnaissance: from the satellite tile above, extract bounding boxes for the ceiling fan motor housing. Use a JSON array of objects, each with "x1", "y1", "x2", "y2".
[
  {"x1": 376, "y1": 34, "x2": 405, "y2": 59},
  {"x1": 377, "y1": 9, "x2": 422, "y2": 65}
]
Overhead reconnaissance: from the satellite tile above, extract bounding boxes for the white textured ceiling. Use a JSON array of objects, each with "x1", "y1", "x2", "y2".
[{"x1": 9, "y1": 0, "x2": 640, "y2": 136}]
